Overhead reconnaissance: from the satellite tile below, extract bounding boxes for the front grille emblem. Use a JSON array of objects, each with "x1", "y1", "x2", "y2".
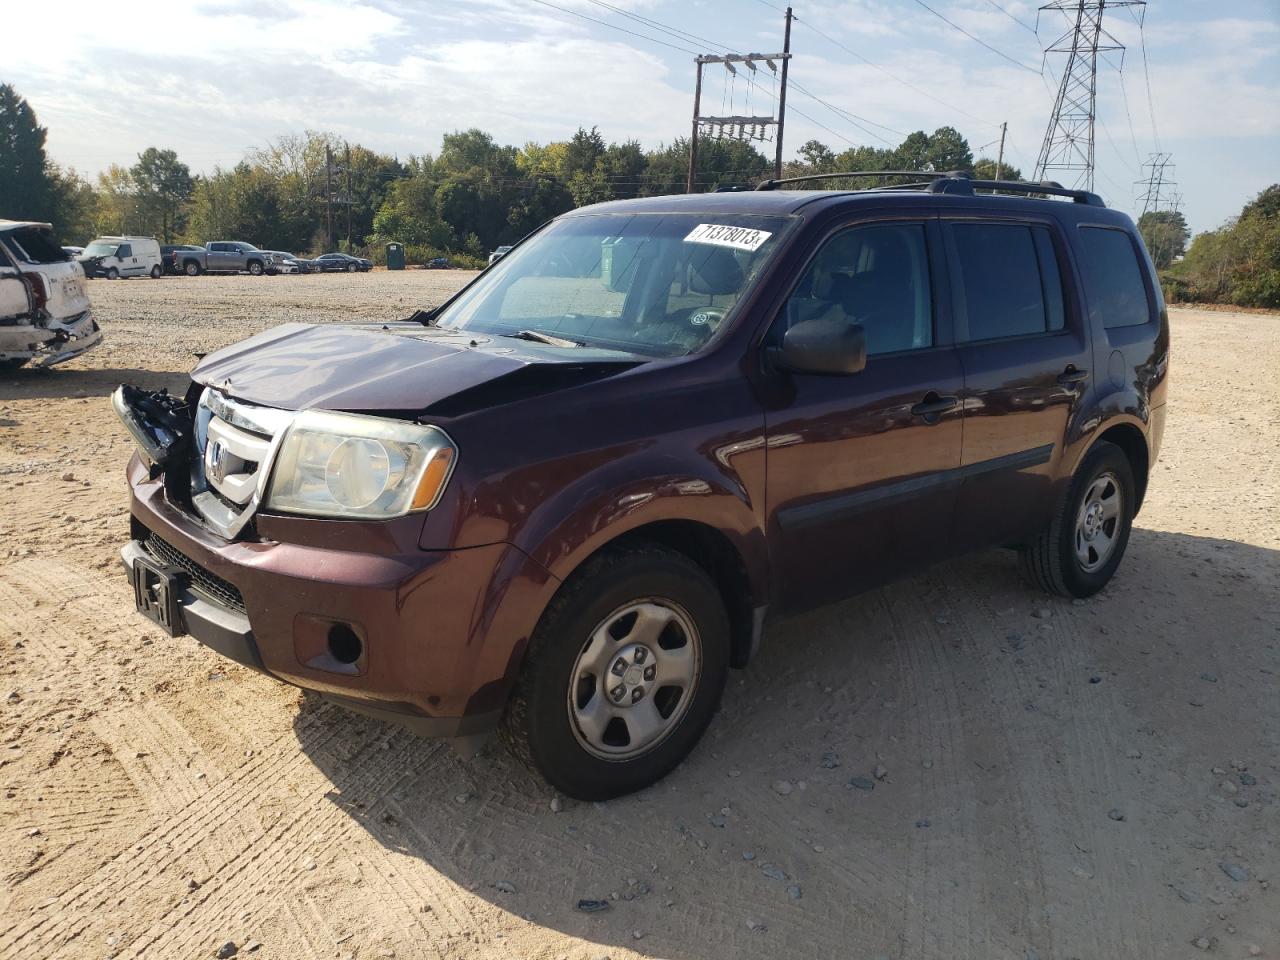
[{"x1": 207, "y1": 440, "x2": 228, "y2": 483}]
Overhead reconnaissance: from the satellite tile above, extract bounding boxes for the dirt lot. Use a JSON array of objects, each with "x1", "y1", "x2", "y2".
[{"x1": 1, "y1": 273, "x2": 1277, "y2": 960}]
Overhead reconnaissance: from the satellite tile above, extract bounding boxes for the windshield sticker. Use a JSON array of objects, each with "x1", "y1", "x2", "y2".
[{"x1": 684, "y1": 223, "x2": 772, "y2": 252}]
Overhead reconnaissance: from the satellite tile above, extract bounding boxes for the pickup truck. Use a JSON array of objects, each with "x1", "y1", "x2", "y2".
[{"x1": 173, "y1": 242, "x2": 272, "y2": 277}]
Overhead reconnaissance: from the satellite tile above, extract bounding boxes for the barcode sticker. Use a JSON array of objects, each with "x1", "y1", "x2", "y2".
[{"x1": 683, "y1": 224, "x2": 772, "y2": 252}]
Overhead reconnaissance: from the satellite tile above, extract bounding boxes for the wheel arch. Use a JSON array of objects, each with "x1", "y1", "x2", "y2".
[{"x1": 1080, "y1": 420, "x2": 1150, "y2": 512}]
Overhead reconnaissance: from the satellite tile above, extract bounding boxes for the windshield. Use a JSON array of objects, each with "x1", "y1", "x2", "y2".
[
  {"x1": 3, "y1": 227, "x2": 72, "y2": 263},
  {"x1": 435, "y1": 212, "x2": 793, "y2": 357},
  {"x1": 84, "y1": 241, "x2": 120, "y2": 258}
]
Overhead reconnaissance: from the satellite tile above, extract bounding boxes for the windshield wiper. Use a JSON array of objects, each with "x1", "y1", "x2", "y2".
[{"x1": 503, "y1": 329, "x2": 583, "y2": 348}]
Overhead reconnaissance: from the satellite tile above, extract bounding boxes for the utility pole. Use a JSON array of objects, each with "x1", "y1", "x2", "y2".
[
  {"x1": 686, "y1": 12, "x2": 792, "y2": 192},
  {"x1": 687, "y1": 58, "x2": 704, "y2": 193},
  {"x1": 1034, "y1": 0, "x2": 1145, "y2": 191},
  {"x1": 325, "y1": 143, "x2": 334, "y2": 251},
  {"x1": 345, "y1": 142, "x2": 352, "y2": 250},
  {"x1": 774, "y1": 6, "x2": 793, "y2": 181},
  {"x1": 995, "y1": 121, "x2": 1007, "y2": 180}
]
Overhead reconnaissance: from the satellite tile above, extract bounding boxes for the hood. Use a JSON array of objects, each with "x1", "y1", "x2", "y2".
[{"x1": 191, "y1": 322, "x2": 638, "y2": 417}]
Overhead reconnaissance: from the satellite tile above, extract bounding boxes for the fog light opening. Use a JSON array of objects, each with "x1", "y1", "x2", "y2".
[{"x1": 327, "y1": 623, "x2": 363, "y2": 665}]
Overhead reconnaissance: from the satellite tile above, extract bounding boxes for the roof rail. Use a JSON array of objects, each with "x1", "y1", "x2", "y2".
[
  {"x1": 755, "y1": 170, "x2": 965, "y2": 190},
  {"x1": 754, "y1": 169, "x2": 1106, "y2": 207},
  {"x1": 966, "y1": 179, "x2": 1105, "y2": 206}
]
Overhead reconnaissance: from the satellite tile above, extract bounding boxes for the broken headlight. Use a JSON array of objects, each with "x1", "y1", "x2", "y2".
[{"x1": 265, "y1": 410, "x2": 456, "y2": 520}]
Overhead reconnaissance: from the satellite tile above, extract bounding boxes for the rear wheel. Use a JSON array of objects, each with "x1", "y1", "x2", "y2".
[
  {"x1": 184, "y1": 261, "x2": 201, "y2": 277},
  {"x1": 150, "y1": 265, "x2": 162, "y2": 279},
  {"x1": 500, "y1": 544, "x2": 730, "y2": 800},
  {"x1": 1020, "y1": 440, "x2": 1135, "y2": 598}
]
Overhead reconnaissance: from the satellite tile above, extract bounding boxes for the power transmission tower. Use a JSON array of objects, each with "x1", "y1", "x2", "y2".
[
  {"x1": 1034, "y1": 0, "x2": 1144, "y2": 191},
  {"x1": 1135, "y1": 151, "x2": 1176, "y2": 215},
  {"x1": 687, "y1": 7, "x2": 792, "y2": 192}
]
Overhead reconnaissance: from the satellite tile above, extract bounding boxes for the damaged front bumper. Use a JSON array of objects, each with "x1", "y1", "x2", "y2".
[{"x1": 0, "y1": 311, "x2": 103, "y2": 368}]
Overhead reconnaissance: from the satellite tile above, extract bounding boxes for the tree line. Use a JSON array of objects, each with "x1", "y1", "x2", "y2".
[{"x1": 3, "y1": 81, "x2": 1275, "y2": 306}]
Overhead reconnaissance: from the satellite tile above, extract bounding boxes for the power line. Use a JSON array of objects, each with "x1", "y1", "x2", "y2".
[
  {"x1": 525, "y1": 0, "x2": 700, "y2": 55},
  {"x1": 792, "y1": 16, "x2": 1002, "y2": 129},
  {"x1": 906, "y1": 0, "x2": 1042, "y2": 72},
  {"x1": 982, "y1": 0, "x2": 1038, "y2": 33},
  {"x1": 1131, "y1": 5, "x2": 1161, "y2": 151}
]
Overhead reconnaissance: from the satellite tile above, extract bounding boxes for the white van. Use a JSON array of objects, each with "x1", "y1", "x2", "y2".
[{"x1": 80, "y1": 236, "x2": 163, "y2": 279}]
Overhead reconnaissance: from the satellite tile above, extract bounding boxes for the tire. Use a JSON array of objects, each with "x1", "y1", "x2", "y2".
[
  {"x1": 346, "y1": 262, "x2": 357, "y2": 273},
  {"x1": 500, "y1": 544, "x2": 730, "y2": 800},
  {"x1": 150, "y1": 265, "x2": 162, "y2": 279},
  {"x1": 1019, "y1": 440, "x2": 1136, "y2": 598},
  {"x1": 248, "y1": 260, "x2": 264, "y2": 276},
  {"x1": 106, "y1": 268, "x2": 119, "y2": 280},
  {"x1": 184, "y1": 261, "x2": 201, "y2": 277}
]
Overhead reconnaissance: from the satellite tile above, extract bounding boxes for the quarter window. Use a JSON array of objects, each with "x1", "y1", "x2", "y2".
[
  {"x1": 952, "y1": 223, "x2": 1065, "y2": 342},
  {"x1": 1078, "y1": 227, "x2": 1152, "y2": 329},
  {"x1": 779, "y1": 223, "x2": 933, "y2": 356}
]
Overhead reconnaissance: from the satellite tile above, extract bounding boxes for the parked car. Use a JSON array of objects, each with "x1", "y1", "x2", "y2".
[
  {"x1": 173, "y1": 241, "x2": 271, "y2": 276},
  {"x1": 313, "y1": 252, "x2": 373, "y2": 273},
  {"x1": 425, "y1": 257, "x2": 450, "y2": 269},
  {"x1": 114, "y1": 173, "x2": 1169, "y2": 800},
  {"x1": 263, "y1": 251, "x2": 305, "y2": 275},
  {"x1": 488, "y1": 245, "x2": 512, "y2": 266},
  {"x1": 161, "y1": 244, "x2": 204, "y2": 275},
  {"x1": 79, "y1": 236, "x2": 163, "y2": 279},
  {"x1": 1, "y1": 220, "x2": 102, "y2": 369}
]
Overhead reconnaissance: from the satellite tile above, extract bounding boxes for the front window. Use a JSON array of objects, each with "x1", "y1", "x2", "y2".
[
  {"x1": 435, "y1": 213, "x2": 793, "y2": 357},
  {"x1": 84, "y1": 241, "x2": 121, "y2": 258}
]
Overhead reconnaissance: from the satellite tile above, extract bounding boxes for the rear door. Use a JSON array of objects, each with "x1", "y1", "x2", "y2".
[
  {"x1": 942, "y1": 214, "x2": 1092, "y2": 549},
  {"x1": 763, "y1": 215, "x2": 966, "y2": 612}
]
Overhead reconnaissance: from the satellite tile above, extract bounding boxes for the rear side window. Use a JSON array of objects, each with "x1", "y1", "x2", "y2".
[
  {"x1": 1078, "y1": 227, "x2": 1152, "y2": 328},
  {"x1": 952, "y1": 223, "x2": 1066, "y2": 342}
]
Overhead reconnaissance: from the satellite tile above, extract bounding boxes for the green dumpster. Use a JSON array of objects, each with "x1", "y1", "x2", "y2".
[{"x1": 386, "y1": 242, "x2": 406, "y2": 271}]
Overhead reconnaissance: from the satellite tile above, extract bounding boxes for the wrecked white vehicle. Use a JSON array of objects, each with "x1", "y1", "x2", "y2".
[{"x1": 1, "y1": 219, "x2": 102, "y2": 370}]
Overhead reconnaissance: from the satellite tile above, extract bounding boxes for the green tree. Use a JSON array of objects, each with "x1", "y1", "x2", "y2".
[
  {"x1": 1137, "y1": 210, "x2": 1190, "y2": 270},
  {"x1": 0, "y1": 83, "x2": 55, "y2": 223},
  {"x1": 132, "y1": 147, "x2": 193, "y2": 241},
  {"x1": 973, "y1": 156, "x2": 1023, "y2": 181},
  {"x1": 1169, "y1": 184, "x2": 1280, "y2": 308}
]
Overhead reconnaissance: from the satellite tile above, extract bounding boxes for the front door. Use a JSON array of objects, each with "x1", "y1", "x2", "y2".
[
  {"x1": 763, "y1": 219, "x2": 964, "y2": 613},
  {"x1": 941, "y1": 216, "x2": 1092, "y2": 549}
]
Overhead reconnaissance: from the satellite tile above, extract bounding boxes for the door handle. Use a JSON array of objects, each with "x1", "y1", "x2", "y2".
[
  {"x1": 910, "y1": 392, "x2": 959, "y2": 421},
  {"x1": 1057, "y1": 366, "x2": 1089, "y2": 386}
]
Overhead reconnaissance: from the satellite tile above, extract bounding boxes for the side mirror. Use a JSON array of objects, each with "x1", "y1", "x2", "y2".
[{"x1": 776, "y1": 318, "x2": 867, "y2": 375}]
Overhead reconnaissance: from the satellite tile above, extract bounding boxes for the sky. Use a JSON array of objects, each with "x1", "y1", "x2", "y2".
[{"x1": 2, "y1": 0, "x2": 1276, "y2": 233}]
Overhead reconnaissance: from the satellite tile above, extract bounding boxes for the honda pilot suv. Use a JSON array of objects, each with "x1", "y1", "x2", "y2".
[{"x1": 116, "y1": 173, "x2": 1169, "y2": 800}]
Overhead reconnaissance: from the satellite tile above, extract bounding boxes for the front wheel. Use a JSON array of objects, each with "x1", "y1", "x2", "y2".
[
  {"x1": 106, "y1": 268, "x2": 119, "y2": 280},
  {"x1": 247, "y1": 260, "x2": 264, "y2": 276},
  {"x1": 500, "y1": 545, "x2": 730, "y2": 800},
  {"x1": 346, "y1": 262, "x2": 358, "y2": 273},
  {"x1": 1020, "y1": 440, "x2": 1135, "y2": 598}
]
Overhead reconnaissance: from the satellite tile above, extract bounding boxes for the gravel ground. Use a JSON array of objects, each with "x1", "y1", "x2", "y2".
[{"x1": 0, "y1": 272, "x2": 1277, "y2": 960}]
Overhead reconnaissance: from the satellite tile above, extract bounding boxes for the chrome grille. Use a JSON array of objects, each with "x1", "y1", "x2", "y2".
[{"x1": 192, "y1": 389, "x2": 293, "y2": 539}]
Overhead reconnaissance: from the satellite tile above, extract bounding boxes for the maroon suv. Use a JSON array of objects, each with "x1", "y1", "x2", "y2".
[{"x1": 116, "y1": 173, "x2": 1168, "y2": 799}]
